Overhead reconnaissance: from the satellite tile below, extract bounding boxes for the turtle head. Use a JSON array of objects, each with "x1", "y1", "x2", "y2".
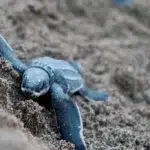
[{"x1": 21, "y1": 67, "x2": 53, "y2": 98}]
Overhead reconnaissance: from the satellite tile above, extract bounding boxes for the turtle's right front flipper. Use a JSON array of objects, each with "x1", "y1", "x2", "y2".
[{"x1": 0, "y1": 34, "x2": 27, "y2": 74}]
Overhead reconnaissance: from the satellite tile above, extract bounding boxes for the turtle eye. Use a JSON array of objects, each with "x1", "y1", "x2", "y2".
[
  {"x1": 21, "y1": 78, "x2": 27, "y2": 89},
  {"x1": 35, "y1": 82, "x2": 42, "y2": 92},
  {"x1": 35, "y1": 80, "x2": 46, "y2": 92},
  {"x1": 39, "y1": 82, "x2": 44, "y2": 90}
]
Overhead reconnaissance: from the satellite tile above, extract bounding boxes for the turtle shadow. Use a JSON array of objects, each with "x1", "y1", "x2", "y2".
[
  {"x1": 35, "y1": 93, "x2": 52, "y2": 111},
  {"x1": 33, "y1": 93, "x2": 61, "y2": 137}
]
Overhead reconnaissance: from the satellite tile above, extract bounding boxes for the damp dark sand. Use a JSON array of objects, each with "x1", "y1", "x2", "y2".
[{"x1": 0, "y1": 0, "x2": 150, "y2": 149}]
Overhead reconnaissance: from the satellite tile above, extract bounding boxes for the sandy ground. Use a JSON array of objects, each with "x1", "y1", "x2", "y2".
[{"x1": 0, "y1": 0, "x2": 150, "y2": 149}]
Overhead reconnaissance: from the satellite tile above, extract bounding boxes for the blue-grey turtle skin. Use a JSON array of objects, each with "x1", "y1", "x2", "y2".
[
  {"x1": 113, "y1": 0, "x2": 134, "y2": 6},
  {"x1": 0, "y1": 34, "x2": 27, "y2": 74},
  {"x1": 0, "y1": 34, "x2": 109, "y2": 150}
]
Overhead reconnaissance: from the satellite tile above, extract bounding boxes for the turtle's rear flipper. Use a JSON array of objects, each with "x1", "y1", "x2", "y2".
[
  {"x1": 0, "y1": 34, "x2": 27, "y2": 74},
  {"x1": 79, "y1": 86, "x2": 109, "y2": 101}
]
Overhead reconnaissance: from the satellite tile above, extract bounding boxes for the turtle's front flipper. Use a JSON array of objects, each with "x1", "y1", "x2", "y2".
[
  {"x1": 0, "y1": 34, "x2": 27, "y2": 74},
  {"x1": 79, "y1": 86, "x2": 109, "y2": 102},
  {"x1": 51, "y1": 83, "x2": 86, "y2": 150}
]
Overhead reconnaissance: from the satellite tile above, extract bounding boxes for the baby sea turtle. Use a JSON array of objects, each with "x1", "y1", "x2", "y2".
[
  {"x1": 113, "y1": 0, "x2": 133, "y2": 6},
  {"x1": 0, "y1": 34, "x2": 109, "y2": 150}
]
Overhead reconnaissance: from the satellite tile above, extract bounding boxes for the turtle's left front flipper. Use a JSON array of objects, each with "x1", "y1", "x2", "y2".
[
  {"x1": 0, "y1": 34, "x2": 27, "y2": 74},
  {"x1": 50, "y1": 83, "x2": 86, "y2": 150}
]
